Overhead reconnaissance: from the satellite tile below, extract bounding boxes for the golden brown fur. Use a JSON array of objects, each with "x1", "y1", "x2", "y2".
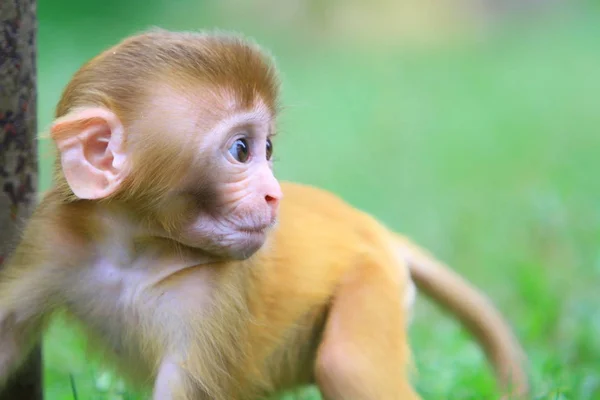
[{"x1": 0, "y1": 29, "x2": 528, "y2": 400}]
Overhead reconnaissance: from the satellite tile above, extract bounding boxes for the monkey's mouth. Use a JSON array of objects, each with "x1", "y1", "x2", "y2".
[
  {"x1": 238, "y1": 225, "x2": 270, "y2": 234},
  {"x1": 237, "y1": 219, "x2": 277, "y2": 234}
]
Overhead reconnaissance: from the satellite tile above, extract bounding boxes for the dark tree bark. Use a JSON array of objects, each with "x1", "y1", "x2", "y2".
[{"x1": 0, "y1": 0, "x2": 42, "y2": 399}]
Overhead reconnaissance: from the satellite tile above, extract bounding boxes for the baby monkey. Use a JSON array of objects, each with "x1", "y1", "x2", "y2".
[{"x1": 0, "y1": 30, "x2": 528, "y2": 399}]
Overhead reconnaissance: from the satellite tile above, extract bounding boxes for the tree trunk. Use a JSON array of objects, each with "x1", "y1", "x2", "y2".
[{"x1": 0, "y1": 0, "x2": 42, "y2": 399}]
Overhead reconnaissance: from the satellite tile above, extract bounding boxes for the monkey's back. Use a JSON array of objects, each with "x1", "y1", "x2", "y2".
[{"x1": 255, "y1": 181, "x2": 405, "y2": 307}]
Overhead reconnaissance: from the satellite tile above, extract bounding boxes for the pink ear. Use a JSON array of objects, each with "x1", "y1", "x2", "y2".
[{"x1": 51, "y1": 107, "x2": 128, "y2": 199}]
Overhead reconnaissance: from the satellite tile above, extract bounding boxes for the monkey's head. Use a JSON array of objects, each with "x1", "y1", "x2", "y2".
[{"x1": 49, "y1": 29, "x2": 282, "y2": 260}]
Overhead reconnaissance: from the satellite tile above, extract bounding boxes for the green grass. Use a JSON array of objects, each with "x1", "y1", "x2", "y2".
[{"x1": 37, "y1": 3, "x2": 600, "y2": 399}]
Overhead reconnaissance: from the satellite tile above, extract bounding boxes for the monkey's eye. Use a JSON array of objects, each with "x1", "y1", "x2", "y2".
[
  {"x1": 266, "y1": 139, "x2": 273, "y2": 160},
  {"x1": 229, "y1": 138, "x2": 250, "y2": 163}
]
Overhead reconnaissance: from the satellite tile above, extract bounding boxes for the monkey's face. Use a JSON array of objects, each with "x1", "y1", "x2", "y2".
[
  {"x1": 51, "y1": 78, "x2": 281, "y2": 260},
  {"x1": 157, "y1": 97, "x2": 282, "y2": 260}
]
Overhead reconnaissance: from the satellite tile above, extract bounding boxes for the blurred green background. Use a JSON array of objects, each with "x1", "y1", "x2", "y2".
[{"x1": 37, "y1": 0, "x2": 600, "y2": 399}]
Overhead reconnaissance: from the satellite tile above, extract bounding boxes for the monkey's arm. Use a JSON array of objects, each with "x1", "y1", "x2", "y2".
[
  {"x1": 314, "y1": 250, "x2": 421, "y2": 400},
  {"x1": 394, "y1": 233, "x2": 529, "y2": 398},
  {"x1": 0, "y1": 228, "x2": 62, "y2": 386}
]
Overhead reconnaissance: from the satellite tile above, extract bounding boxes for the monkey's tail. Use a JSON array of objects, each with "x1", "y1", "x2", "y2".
[{"x1": 393, "y1": 234, "x2": 530, "y2": 399}]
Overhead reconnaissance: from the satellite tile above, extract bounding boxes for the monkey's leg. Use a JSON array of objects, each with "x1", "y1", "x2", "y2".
[{"x1": 314, "y1": 254, "x2": 421, "y2": 400}]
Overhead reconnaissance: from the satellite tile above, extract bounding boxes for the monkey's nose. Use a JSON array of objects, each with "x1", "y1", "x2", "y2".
[
  {"x1": 265, "y1": 194, "x2": 279, "y2": 213},
  {"x1": 261, "y1": 172, "x2": 282, "y2": 214}
]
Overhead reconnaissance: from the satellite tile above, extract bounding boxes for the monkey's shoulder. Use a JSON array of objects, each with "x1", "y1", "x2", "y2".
[
  {"x1": 278, "y1": 181, "x2": 383, "y2": 238},
  {"x1": 279, "y1": 181, "x2": 369, "y2": 222},
  {"x1": 265, "y1": 181, "x2": 393, "y2": 271}
]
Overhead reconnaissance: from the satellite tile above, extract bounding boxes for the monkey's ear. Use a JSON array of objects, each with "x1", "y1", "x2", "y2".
[{"x1": 50, "y1": 107, "x2": 128, "y2": 199}]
